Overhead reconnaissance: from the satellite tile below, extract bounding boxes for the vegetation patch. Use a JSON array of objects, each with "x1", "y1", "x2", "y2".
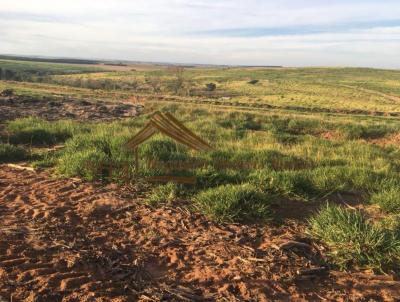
[
  {"x1": 0, "y1": 143, "x2": 28, "y2": 163},
  {"x1": 6, "y1": 117, "x2": 82, "y2": 146},
  {"x1": 194, "y1": 183, "x2": 272, "y2": 223},
  {"x1": 146, "y1": 182, "x2": 181, "y2": 207},
  {"x1": 308, "y1": 204, "x2": 400, "y2": 272},
  {"x1": 370, "y1": 188, "x2": 400, "y2": 214}
]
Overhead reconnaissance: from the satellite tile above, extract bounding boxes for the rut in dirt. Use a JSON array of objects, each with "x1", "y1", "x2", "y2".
[{"x1": 0, "y1": 165, "x2": 399, "y2": 301}]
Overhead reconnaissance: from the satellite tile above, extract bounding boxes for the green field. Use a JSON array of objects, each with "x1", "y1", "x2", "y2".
[{"x1": 1, "y1": 60, "x2": 400, "y2": 273}]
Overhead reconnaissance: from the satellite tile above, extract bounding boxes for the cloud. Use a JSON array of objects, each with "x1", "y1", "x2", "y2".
[
  {"x1": 193, "y1": 19, "x2": 400, "y2": 37},
  {"x1": 0, "y1": 0, "x2": 399, "y2": 67}
]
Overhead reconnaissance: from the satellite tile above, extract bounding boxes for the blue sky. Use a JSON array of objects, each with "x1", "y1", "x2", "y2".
[{"x1": 1, "y1": 0, "x2": 400, "y2": 67}]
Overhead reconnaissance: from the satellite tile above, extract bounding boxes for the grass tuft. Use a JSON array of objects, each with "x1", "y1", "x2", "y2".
[
  {"x1": 146, "y1": 182, "x2": 180, "y2": 207},
  {"x1": 308, "y1": 204, "x2": 400, "y2": 272},
  {"x1": 194, "y1": 183, "x2": 272, "y2": 223},
  {"x1": 370, "y1": 188, "x2": 400, "y2": 214}
]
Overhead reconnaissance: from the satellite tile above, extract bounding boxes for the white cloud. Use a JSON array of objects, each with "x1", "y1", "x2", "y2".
[{"x1": 0, "y1": 0, "x2": 399, "y2": 67}]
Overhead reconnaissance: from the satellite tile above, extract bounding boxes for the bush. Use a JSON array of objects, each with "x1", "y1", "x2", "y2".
[
  {"x1": 205, "y1": 83, "x2": 216, "y2": 91},
  {"x1": 0, "y1": 143, "x2": 28, "y2": 163},
  {"x1": 308, "y1": 204, "x2": 400, "y2": 272},
  {"x1": 371, "y1": 188, "x2": 400, "y2": 214},
  {"x1": 146, "y1": 182, "x2": 180, "y2": 207},
  {"x1": 194, "y1": 183, "x2": 272, "y2": 223}
]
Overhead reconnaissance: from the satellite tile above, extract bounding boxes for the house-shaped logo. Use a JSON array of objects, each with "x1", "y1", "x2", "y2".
[{"x1": 125, "y1": 111, "x2": 213, "y2": 184}]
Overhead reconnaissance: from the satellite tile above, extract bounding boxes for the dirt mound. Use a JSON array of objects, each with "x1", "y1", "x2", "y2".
[
  {"x1": 0, "y1": 166, "x2": 399, "y2": 301},
  {"x1": 0, "y1": 95, "x2": 142, "y2": 122}
]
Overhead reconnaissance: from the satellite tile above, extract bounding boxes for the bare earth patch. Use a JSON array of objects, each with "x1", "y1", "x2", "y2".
[
  {"x1": 0, "y1": 95, "x2": 142, "y2": 123},
  {"x1": 0, "y1": 166, "x2": 399, "y2": 301},
  {"x1": 369, "y1": 132, "x2": 400, "y2": 147}
]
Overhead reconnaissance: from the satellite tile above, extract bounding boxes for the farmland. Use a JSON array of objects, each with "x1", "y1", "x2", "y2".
[{"x1": 1, "y1": 59, "x2": 400, "y2": 301}]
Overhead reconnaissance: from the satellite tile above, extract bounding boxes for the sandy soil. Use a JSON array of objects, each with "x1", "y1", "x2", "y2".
[
  {"x1": 0, "y1": 95, "x2": 142, "y2": 123},
  {"x1": 0, "y1": 165, "x2": 399, "y2": 301}
]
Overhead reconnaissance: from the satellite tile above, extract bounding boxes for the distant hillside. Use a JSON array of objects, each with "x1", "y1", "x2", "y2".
[{"x1": 0, "y1": 55, "x2": 100, "y2": 65}]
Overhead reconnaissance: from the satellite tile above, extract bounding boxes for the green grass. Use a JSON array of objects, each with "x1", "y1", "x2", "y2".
[
  {"x1": 146, "y1": 182, "x2": 181, "y2": 207},
  {"x1": 308, "y1": 204, "x2": 400, "y2": 272},
  {"x1": 0, "y1": 59, "x2": 103, "y2": 75},
  {"x1": 2, "y1": 65, "x2": 400, "y2": 272},
  {"x1": 194, "y1": 183, "x2": 272, "y2": 223},
  {"x1": 5, "y1": 117, "x2": 85, "y2": 146},
  {"x1": 0, "y1": 143, "x2": 28, "y2": 163},
  {"x1": 371, "y1": 188, "x2": 400, "y2": 214}
]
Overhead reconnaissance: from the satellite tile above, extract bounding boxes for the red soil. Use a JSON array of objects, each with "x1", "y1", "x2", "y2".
[{"x1": 0, "y1": 165, "x2": 399, "y2": 301}]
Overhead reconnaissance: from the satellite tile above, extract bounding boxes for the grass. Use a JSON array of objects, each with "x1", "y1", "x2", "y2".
[
  {"x1": 5, "y1": 117, "x2": 84, "y2": 146},
  {"x1": 0, "y1": 59, "x2": 103, "y2": 75},
  {"x1": 194, "y1": 183, "x2": 272, "y2": 223},
  {"x1": 146, "y1": 182, "x2": 181, "y2": 207},
  {"x1": 370, "y1": 188, "x2": 400, "y2": 214},
  {"x1": 0, "y1": 143, "x2": 28, "y2": 163},
  {"x1": 1, "y1": 64, "x2": 400, "y2": 272},
  {"x1": 308, "y1": 204, "x2": 400, "y2": 273}
]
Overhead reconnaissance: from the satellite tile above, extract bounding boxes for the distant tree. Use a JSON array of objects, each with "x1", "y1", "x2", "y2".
[
  {"x1": 205, "y1": 83, "x2": 216, "y2": 91},
  {"x1": 4, "y1": 69, "x2": 16, "y2": 80},
  {"x1": 167, "y1": 66, "x2": 185, "y2": 94}
]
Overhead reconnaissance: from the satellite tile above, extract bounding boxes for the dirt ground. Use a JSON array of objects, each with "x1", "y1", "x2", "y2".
[
  {"x1": 0, "y1": 95, "x2": 142, "y2": 123},
  {"x1": 0, "y1": 165, "x2": 399, "y2": 301}
]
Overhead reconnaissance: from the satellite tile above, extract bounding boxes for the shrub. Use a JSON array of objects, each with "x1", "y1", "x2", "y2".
[
  {"x1": 205, "y1": 83, "x2": 216, "y2": 91},
  {"x1": 146, "y1": 182, "x2": 180, "y2": 207},
  {"x1": 0, "y1": 143, "x2": 28, "y2": 163},
  {"x1": 308, "y1": 204, "x2": 400, "y2": 272},
  {"x1": 194, "y1": 183, "x2": 272, "y2": 223},
  {"x1": 371, "y1": 188, "x2": 400, "y2": 214}
]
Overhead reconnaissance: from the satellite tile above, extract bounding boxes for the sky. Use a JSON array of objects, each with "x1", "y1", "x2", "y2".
[{"x1": 1, "y1": 0, "x2": 400, "y2": 68}]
